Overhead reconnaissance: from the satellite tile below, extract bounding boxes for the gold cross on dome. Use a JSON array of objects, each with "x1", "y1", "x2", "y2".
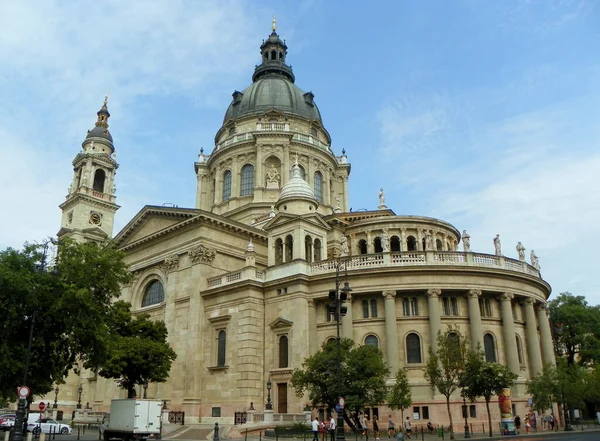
[{"x1": 272, "y1": 15, "x2": 277, "y2": 32}]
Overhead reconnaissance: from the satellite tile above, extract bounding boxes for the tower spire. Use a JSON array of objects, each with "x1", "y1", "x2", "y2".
[
  {"x1": 271, "y1": 15, "x2": 277, "y2": 32},
  {"x1": 85, "y1": 96, "x2": 114, "y2": 149}
]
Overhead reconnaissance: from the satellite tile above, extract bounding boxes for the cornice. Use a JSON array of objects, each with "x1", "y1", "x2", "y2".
[{"x1": 59, "y1": 193, "x2": 120, "y2": 211}]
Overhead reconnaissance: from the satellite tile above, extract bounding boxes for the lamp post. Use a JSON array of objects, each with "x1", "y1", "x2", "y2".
[
  {"x1": 265, "y1": 378, "x2": 273, "y2": 410},
  {"x1": 76, "y1": 385, "x2": 83, "y2": 409},
  {"x1": 462, "y1": 393, "x2": 471, "y2": 439},
  {"x1": 53, "y1": 386, "x2": 59, "y2": 409},
  {"x1": 327, "y1": 259, "x2": 351, "y2": 441},
  {"x1": 143, "y1": 381, "x2": 148, "y2": 399}
]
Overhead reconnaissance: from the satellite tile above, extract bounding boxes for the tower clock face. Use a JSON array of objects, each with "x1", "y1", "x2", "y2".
[{"x1": 89, "y1": 212, "x2": 102, "y2": 226}]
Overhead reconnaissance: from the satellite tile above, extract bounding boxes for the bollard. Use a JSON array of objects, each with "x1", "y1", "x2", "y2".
[
  {"x1": 39, "y1": 432, "x2": 45, "y2": 441},
  {"x1": 213, "y1": 422, "x2": 219, "y2": 441},
  {"x1": 77, "y1": 427, "x2": 80, "y2": 441},
  {"x1": 441, "y1": 426, "x2": 444, "y2": 440},
  {"x1": 245, "y1": 430, "x2": 248, "y2": 441},
  {"x1": 259, "y1": 431, "x2": 262, "y2": 441}
]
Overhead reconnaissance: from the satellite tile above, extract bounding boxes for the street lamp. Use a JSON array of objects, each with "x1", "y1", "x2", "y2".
[
  {"x1": 461, "y1": 393, "x2": 471, "y2": 439},
  {"x1": 265, "y1": 378, "x2": 273, "y2": 410},
  {"x1": 76, "y1": 385, "x2": 83, "y2": 409},
  {"x1": 326, "y1": 259, "x2": 351, "y2": 441},
  {"x1": 53, "y1": 386, "x2": 59, "y2": 409},
  {"x1": 143, "y1": 381, "x2": 148, "y2": 399}
]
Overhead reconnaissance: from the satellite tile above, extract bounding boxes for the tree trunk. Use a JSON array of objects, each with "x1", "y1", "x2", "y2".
[
  {"x1": 127, "y1": 384, "x2": 136, "y2": 398},
  {"x1": 485, "y1": 399, "x2": 492, "y2": 437},
  {"x1": 446, "y1": 396, "x2": 454, "y2": 440}
]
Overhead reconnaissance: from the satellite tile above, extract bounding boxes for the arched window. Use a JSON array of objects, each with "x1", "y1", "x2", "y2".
[
  {"x1": 93, "y1": 169, "x2": 106, "y2": 192},
  {"x1": 275, "y1": 238, "x2": 284, "y2": 265},
  {"x1": 217, "y1": 330, "x2": 227, "y2": 367},
  {"x1": 240, "y1": 164, "x2": 254, "y2": 196},
  {"x1": 410, "y1": 298, "x2": 419, "y2": 316},
  {"x1": 314, "y1": 239, "x2": 322, "y2": 261},
  {"x1": 406, "y1": 333, "x2": 422, "y2": 363},
  {"x1": 285, "y1": 235, "x2": 293, "y2": 262},
  {"x1": 222, "y1": 170, "x2": 232, "y2": 201},
  {"x1": 407, "y1": 236, "x2": 417, "y2": 251},
  {"x1": 279, "y1": 335, "x2": 289, "y2": 368},
  {"x1": 305, "y1": 236, "x2": 313, "y2": 263},
  {"x1": 516, "y1": 334, "x2": 524, "y2": 364},
  {"x1": 271, "y1": 50, "x2": 276, "y2": 60},
  {"x1": 142, "y1": 280, "x2": 164, "y2": 307},
  {"x1": 362, "y1": 300, "x2": 369, "y2": 318},
  {"x1": 314, "y1": 172, "x2": 323, "y2": 201},
  {"x1": 447, "y1": 332, "x2": 459, "y2": 345},
  {"x1": 370, "y1": 299, "x2": 378, "y2": 317},
  {"x1": 374, "y1": 237, "x2": 383, "y2": 253},
  {"x1": 365, "y1": 335, "x2": 379, "y2": 348},
  {"x1": 390, "y1": 236, "x2": 401, "y2": 252},
  {"x1": 484, "y1": 334, "x2": 496, "y2": 362},
  {"x1": 422, "y1": 238, "x2": 427, "y2": 251},
  {"x1": 358, "y1": 239, "x2": 367, "y2": 255},
  {"x1": 436, "y1": 239, "x2": 443, "y2": 251},
  {"x1": 403, "y1": 298, "x2": 410, "y2": 316}
]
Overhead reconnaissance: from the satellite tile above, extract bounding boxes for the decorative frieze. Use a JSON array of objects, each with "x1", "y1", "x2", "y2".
[{"x1": 163, "y1": 254, "x2": 180, "y2": 272}]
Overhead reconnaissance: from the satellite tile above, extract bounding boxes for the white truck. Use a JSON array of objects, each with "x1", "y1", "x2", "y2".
[{"x1": 101, "y1": 399, "x2": 162, "y2": 441}]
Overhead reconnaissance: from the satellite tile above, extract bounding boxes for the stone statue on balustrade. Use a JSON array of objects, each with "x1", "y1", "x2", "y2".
[
  {"x1": 378, "y1": 188, "x2": 387, "y2": 209},
  {"x1": 462, "y1": 230, "x2": 471, "y2": 252},
  {"x1": 425, "y1": 232, "x2": 434, "y2": 251},
  {"x1": 266, "y1": 163, "x2": 280, "y2": 189},
  {"x1": 334, "y1": 196, "x2": 342, "y2": 213},
  {"x1": 380, "y1": 229, "x2": 390, "y2": 252},
  {"x1": 493, "y1": 234, "x2": 502, "y2": 256},
  {"x1": 516, "y1": 241, "x2": 526, "y2": 261},
  {"x1": 340, "y1": 235, "x2": 349, "y2": 257},
  {"x1": 530, "y1": 250, "x2": 540, "y2": 270}
]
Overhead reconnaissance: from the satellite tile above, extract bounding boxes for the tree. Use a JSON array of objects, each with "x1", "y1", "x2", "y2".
[
  {"x1": 549, "y1": 292, "x2": 600, "y2": 366},
  {"x1": 96, "y1": 301, "x2": 177, "y2": 398},
  {"x1": 461, "y1": 349, "x2": 518, "y2": 437},
  {"x1": 525, "y1": 365, "x2": 557, "y2": 414},
  {"x1": 291, "y1": 338, "x2": 389, "y2": 428},
  {"x1": 387, "y1": 368, "x2": 412, "y2": 420},
  {"x1": 0, "y1": 239, "x2": 131, "y2": 400},
  {"x1": 424, "y1": 327, "x2": 470, "y2": 440}
]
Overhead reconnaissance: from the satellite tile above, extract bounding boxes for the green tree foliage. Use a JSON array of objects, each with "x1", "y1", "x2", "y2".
[
  {"x1": 291, "y1": 338, "x2": 389, "y2": 427},
  {"x1": 97, "y1": 301, "x2": 177, "y2": 398},
  {"x1": 461, "y1": 349, "x2": 517, "y2": 437},
  {"x1": 0, "y1": 239, "x2": 131, "y2": 400},
  {"x1": 525, "y1": 365, "x2": 557, "y2": 413},
  {"x1": 387, "y1": 368, "x2": 412, "y2": 420},
  {"x1": 549, "y1": 292, "x2": 600, "y2": 366},
  {"x1": 424, "y1": 327, "x2": 469, "y2": 440}
]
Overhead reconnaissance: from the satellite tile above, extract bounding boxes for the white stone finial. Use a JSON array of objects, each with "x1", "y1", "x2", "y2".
[
  {"x1": 247, "y1": 238, "x2": 254, "y2": 252},
  {"x1": 269, "y1": 205, "x2": 276, "y2": 217},
  {"x1": 293, "y1": 153, "x2": 299, "y2": 166}
]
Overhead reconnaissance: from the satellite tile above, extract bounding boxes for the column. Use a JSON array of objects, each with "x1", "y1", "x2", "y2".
[
  {"x1": 366, "y1": 231, "x2": 373, "y2": 254},
  {"x1": 536, "y1": 302, "x2": 556, "y2": 367},
  {"x1": 342, "y1": 176, "x2": 349, "y2": 212},
  {"x1": 500, "y1": 293, "x2": 521, "y2": 375},
  {"x1": 427, "y1": 289, "x2": 441, "y2": 350},
  {"x1": 400, "y1": 228, "x2": 406, "y2": 252},
  {"x1": 308, "y1": 300, "x2": 318, "y2": 355},
  {"x1": 341, "y1": 295, "x2": 353, "y2": 340},
  {"x1": 417, "y1": 230, "x2": 423, "y2": 251},
  {"x1": 383, "y1": 291, "x2": 399, "y2": 374},
  {"x1": 524, "y1": 298, "x2": 543, "y2": 375},
  {"x1": 467, "y1": 289, "x2": 483, "y2": 351}
]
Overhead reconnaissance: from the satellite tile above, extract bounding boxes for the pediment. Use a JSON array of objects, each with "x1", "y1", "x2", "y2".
[
  {"x1": 114, "y1": 205, "x2": 200, "y2": 248},
  {"x1": 263, "y1": 212, "x2": 330, "y2": 231},
  {"x1": 269, "y1": 317, "x2": 293, "y2": 330}
]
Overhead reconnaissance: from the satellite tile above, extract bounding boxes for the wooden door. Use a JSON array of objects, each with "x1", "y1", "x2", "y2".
[{"x1": 277, "y1": 383, "x2": 288, "y2": 414}]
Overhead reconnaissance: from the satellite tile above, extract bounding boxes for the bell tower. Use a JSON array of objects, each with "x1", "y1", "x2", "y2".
[{"x1": 58, "y1": 97, "x2": 120, "y2": 242}]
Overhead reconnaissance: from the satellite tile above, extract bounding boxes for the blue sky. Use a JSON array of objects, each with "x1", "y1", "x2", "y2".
[{"x1": 1, "y1": 0, "x2": 599, "y2": 304}]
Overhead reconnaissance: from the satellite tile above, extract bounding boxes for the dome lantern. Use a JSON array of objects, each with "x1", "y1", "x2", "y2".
[
  {"x1": 252, "y1": 19, "x2": 295, "y2": 83},
  {"x1": 84, "y1": 95, "x2": 114, "y2": 149}
]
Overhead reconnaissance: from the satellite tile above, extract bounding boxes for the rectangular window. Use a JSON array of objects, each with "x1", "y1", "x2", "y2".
[
  {"x1": 403, "y1": 299, "x2": 410, "y2": 316},
  {"x1": 212, "y1": 407, "x2": 221, "y2": 417},
  {"x1": 362, "y1": 300, "x2": 369, "y2": 318},
  {"x1": 469, "y1": 405, "x2": 476, "y2": 418},
  {"x1": 422, "y1": 406, "x2": 429, "y2": 420},
  {"x1": 413, "y1": 407, "x2": 420, "y2": 420},
  {"x1": 443, "y1": 298, "x2": 450, "y2": 316},
  {"x1": 410, "y1": 298, "x2": 419, "y2": 316},
  {"x1": 451, "y1": 298, "x2": 459, "y2": 315}
]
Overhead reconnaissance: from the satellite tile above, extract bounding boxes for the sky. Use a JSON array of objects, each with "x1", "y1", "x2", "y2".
[{"x1": 1, "y1": 0, "x2": 599, "y2": 304}]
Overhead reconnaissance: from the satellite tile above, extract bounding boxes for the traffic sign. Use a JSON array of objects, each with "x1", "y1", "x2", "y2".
[
  {"x1": 38, "y1": 402, "x2": 46, "y2": 411},
  {"x1": 17, "y1": 386, "x2": 30, "y2": 398},
  {"x1": 338, "y1": 397, "x2": 345, "y2": 408}
]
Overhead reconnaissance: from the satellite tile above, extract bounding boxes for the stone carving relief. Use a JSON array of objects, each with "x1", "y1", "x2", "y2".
[
  {"x1": 468, "y1": 289, "x2": 482, "y2": 298},
  {"x1": 266, "y1": 163, "x2": 280, "y2": 189},
  {"x1": 530, "y1": 250, "x2": 540, "y2": 270},
  {"x1": 427, "y1": 288, "x2": 441, "y2": 298},
  {"x1": 340, "y1": 235, "x2": 349, "y2": 257},
  {"x1": 382, "y1": 290, "x2": 396, "y2": 300},
  {"x1": 188, "y1": 244, "x2": 217, "y2": 264},
  {"x1": 163, "y1": 254, "x2": 180, "y2": 272}
]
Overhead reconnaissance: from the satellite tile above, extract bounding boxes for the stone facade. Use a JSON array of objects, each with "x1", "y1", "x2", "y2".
[{"x1": 54, "y1": 28, "x2": 555, "y2": 428}]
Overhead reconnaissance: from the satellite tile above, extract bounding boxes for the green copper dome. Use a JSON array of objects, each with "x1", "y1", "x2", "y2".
[{"x1": 223, "y1": 30, "x2": 323, "y2": 123}]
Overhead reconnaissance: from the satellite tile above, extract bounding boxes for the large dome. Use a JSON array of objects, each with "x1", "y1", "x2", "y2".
[{"x1": 224, "y1": 75, "x2": 322, "y2": 123}]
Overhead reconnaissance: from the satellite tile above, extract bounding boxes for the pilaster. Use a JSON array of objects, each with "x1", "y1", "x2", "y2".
[
  {"x1": 341, "y1": 294, "x2": 353, "y2": 340},
  {"x1": 383, "y1": 290, "x2": 399, "y2": 373},
  {"x1": 427, "y1": 289, "x2": 441, "y2": 350},
  {"x1": 500, "y1": 293, "x2": 520, "y2": 374},
  {"x1": 467, "y1": 289, "x2": 483, "y2": 351}
]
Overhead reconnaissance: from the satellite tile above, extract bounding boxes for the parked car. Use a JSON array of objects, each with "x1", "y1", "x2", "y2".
[
  {"x1": 27, "y1": 419, "x2": 72, "y2": 435},
  {"x1": 0, "y1": 416, "x2": 16, "y2": 431}
]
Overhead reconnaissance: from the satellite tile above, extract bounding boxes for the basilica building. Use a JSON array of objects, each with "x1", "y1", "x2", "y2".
[{"x1": 56, "y1": 26, "x2": 554, "y2": 426}]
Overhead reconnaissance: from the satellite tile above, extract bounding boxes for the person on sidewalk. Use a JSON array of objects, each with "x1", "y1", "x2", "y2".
[
  {"x1": 329, "y1": 415, "x2": 336, "y2": 441},
  {"x1": 387, "y1": 415, "x2": 395, "y2": 438},
  {"x1": 403, "y1": 417, "x2": 412, "y2": 440},
  {"x1": 312, "y1": 417, "x2": 320, "y2": 441}
]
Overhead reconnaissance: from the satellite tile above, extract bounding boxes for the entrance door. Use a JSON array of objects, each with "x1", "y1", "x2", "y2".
[{"x1": 277, "y1": 383, "x2": 288, "y2": 414}]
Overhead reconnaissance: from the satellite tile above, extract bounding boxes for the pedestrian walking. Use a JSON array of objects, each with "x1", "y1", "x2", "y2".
[
  {"x1": 329, "y1": 416, "x2": 336, "y2": 441},
  {"x1": 373, "y1": 415, "x2": 380, "y2": 440},
  {"x1": 403, "y1": 417, "x2": 412, "y2": 440},
  {"x1": 312, "y1": 417, "x2": 320, "y2": 441},
  {"x1": 387, "y1": 415, "x2": 395, "y2": 438}
]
